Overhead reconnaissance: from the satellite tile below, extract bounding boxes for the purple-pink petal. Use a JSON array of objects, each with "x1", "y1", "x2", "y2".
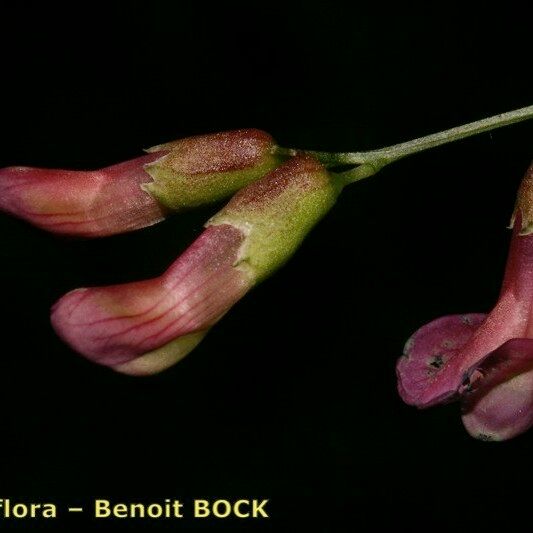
[
  {"x1": 51, "y1": 224, "x2": 252, "y2": 366},
  {"x1": 0, "y1": 153, "x2": 167, "y2": 237},
  {"x1": 461, "y1": 338, "x2": 533, "y2": 441},
  {"x1": 397, "y1": 313, "x2": 486, "y2": 407}
]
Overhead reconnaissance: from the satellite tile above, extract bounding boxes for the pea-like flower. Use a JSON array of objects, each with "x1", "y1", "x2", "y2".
[
  {"x1": 0, "y1": 129, "x2": 280, "y2": 237},
  {"x1": 51, "y1": 155, "x2": 343, "y2": 375},
  {"x1": 397, "y1": 163, "x2": 533, "y2": 441}
]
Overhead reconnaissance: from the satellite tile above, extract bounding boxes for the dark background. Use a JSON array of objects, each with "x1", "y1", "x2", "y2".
[{"x1": 1, "y1": 3, "x2": 532, "y2": 531}]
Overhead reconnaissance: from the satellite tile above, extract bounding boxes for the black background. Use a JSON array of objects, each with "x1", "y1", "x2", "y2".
[{"x1": 1, "y1": 3, "x2": 533, "y2": 531}]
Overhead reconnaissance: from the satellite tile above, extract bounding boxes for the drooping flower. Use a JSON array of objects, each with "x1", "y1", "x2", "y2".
[
  {"x1": 397, "y1": 163, "x2": 533, "y2": 441},
  {"x1": 0, "y1": 129, "x2": 280, "y2": 237},
  {"x1": 51, "y1": 155, "x2": 343, "y2": 375}
]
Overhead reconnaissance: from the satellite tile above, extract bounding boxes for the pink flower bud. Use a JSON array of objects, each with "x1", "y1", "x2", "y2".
[
  {"x1": 397, "y1": 163, "x2": 533, "y2": 440},
  {"x1": 0, "y1": 129, "x2": 280, "y2": 237},
  {"x1": 51, "y1": 224, "x2": 252, "y2": 374},
  {"x1": 51, "y1": 155, "x2": 342, "y2": 375},
  {"x1": 0, "y1": 154, "x2": 168, "y2": 237}
]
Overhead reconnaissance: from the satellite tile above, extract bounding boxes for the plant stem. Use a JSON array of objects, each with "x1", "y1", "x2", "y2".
[{"x1": 276, "y1": 104, "x2": 533, "y2": 184}]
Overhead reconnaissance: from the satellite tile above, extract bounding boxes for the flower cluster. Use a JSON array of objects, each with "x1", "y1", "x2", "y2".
[
  {"x1": 1, "y1": 129, "x2": 342, "y2": 374},
  {"x1": 4, "y1": 122, "x2": 533, "y2": 441}
]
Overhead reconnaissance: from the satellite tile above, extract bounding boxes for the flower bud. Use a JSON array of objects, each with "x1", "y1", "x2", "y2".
[
  {"x1": 51, "y1": 155, "x2": 343, "y2": 375},
  {"x1": 0, "y1": 129, "x2": 280, "y2": 237},
  {"x1": 51, "y1": 224, "x2": 252, "y2": 374},
  {"x1": 0, "y1": 154, "x2": 168, "y2": 237}
]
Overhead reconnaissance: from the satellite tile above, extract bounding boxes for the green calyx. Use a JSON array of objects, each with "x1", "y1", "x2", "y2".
[
  {"x1": 113, "y1": 330, "x2": 208, "y2": 376},
  {"x1": 142, "y1": 153, "x2": 283, "y2": 210},
  {"x1": 207, "y1": 156, "x2": 343, "y2": 283}
]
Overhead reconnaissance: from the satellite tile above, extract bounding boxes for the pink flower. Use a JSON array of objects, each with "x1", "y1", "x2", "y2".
[
  {"x1": 51, "y1": 155, "x2": 342, "y2": 375},
  {"x1": 0, "y1": 129, "x2": 279, "y2": 237},
  {"x1": 397, "y1": 163, "x2": 533, "y2": 441}
]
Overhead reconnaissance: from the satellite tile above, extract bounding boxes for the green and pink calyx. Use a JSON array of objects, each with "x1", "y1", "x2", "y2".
[{"x1": 143, "y1": 128, "x2": 282, "y2": 210}]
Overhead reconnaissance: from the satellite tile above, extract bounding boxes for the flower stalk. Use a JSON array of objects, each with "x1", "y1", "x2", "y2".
[{"x1": 276, "y1": 104, "x2": 533, "y2": 184}]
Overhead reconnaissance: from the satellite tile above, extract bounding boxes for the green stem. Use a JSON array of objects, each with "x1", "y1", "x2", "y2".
[{"x1": 276, "y1": 104, "x2": 533, "y2": 184}]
